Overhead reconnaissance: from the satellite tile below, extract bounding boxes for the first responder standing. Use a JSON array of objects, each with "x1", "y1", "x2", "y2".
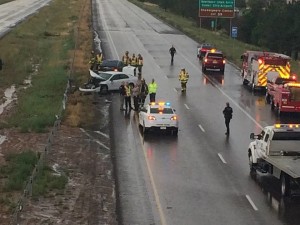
[
  {"x1": 178, "y1": 68, "x2": 189, "y2": 92},
  {"x1": 131, "y1": 53, "x2": 137, "y2": 67},
  {"x1": 122, "y1": 51, "x2": 131, "y2": 66},
  {"x1": 139, "y1": 78, "x2": 148, "y2": 107},
  {"x1": 223, "y1": 102, "x2": 233, "y2": 135},
  {"x1": 137, "y1": 53, "x2": 143, "y2": 74},
  {"x1": 132, "y1": 83, "x2": 140, "y2": 111},
  {"x1": 124, "y1": 82, "x2": 133, "y2": 111},
  {"x1": 169, "y1": 45, "x2": 176, "y2": 64},
  {"x1": 96, "y1": 52, "x2": 103, "y2": 68},
  {"x1": 148, "y1": 78, "x2": 158, "y2": 103},
  {"x1": 89, "y1": 51, "x2": 97, "y2": 71},
  {"x1": 119, "y1": 81, "x2": 126, "y2": 110}
]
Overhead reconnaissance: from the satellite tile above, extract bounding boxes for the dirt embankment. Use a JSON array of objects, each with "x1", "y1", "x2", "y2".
[{"x1": 0, "y1": 0, "x2": 118, "y2": 224}]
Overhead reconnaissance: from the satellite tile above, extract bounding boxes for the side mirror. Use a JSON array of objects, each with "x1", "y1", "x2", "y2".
[{"x1": 250, "y1": 133, "x2": 255, "y2": 139}]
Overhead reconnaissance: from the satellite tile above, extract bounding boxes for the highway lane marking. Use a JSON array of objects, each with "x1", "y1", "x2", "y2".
[
  {"x1": 198, "y1": 124, "x2": 205, "y2": 132},
  {"x1": 134, "y1": 116, "x2": 168, "y2": 225},
  {"x1": 184, "y1": 104, "x2": 190, "y2": 109},
  {"x1": 246, "y1": 195, "x2": 258, "y2": 211},
  {"x1": 97, "y1": 0, "x2": 119, "y2": 59},
  {"x1": 217, "y1": 153, "x2": 227, "y2": 164},
  {"x1": 173, "y1": 88, "x2": 178, "y2": 93},
  {"x1": 177, "y1": 49, "x2": 264, "y2": 129}
]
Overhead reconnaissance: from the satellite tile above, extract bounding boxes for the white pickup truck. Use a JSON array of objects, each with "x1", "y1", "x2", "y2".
[{"x1": 248, "y1": 124, "x2": 300, "y2": 197}]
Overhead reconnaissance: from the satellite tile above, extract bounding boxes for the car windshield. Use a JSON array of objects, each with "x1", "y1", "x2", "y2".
[
  {"x1": 150, "y1": 108, "x2": 174, "y2": 114},
  {"x1": 289, "y1": 87, "x2": 300, "y2": 101},
  {"x1": 207, "y1": 53, "x2": 223, "y2": 59},
  {"x1": 97, "y1": 73, "x2": 113, "y2": 80}
]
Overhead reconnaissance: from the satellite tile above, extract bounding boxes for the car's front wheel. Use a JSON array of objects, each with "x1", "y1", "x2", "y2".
[{"x1": 280, "y1": 173, "x2": 290, "y2": 197}]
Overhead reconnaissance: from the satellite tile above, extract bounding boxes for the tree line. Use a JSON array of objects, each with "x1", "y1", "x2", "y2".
[{"x1": 138, "y1": 0, "x2": 300, "y2": 59}]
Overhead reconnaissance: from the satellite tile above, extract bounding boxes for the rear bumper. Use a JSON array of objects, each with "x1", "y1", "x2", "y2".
[
  {"x1": 203, "y1": 64, "x2": 225, "y2": 70},
  {"x1": 280, "y1": 105, "x2": 300, "y2": 112}
]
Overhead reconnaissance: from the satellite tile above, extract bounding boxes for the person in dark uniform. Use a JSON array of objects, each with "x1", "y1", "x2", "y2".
[
  {"x1": 169, "y1": 45, "x2": 176, "y2": 64},
  {"x1": 223, "y1": 102, "x2": 233, "y2": 135}
]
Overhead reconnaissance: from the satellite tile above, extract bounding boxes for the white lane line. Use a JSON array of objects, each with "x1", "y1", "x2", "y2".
[
  {"x1": 217, "y1": 153, "x2": 227, "y2": 164},
  {"x1": 173, "y1": 88, "x2": 178, "y2": 93},
  {"x1": 246, "y1": 195, "x2": 258, "y2": 211},
  {"x1": 94, "y1": 130, "x2": 110, "y2": 139},
  {"x1": 135, "y1": 116, "x2": 167, "y2": 225},
  {"x1": 198, "y1": 124, "x2": 205, "y2": 132},
  {"x1": 184, "y1": 104, "x2": 190, "y2": 110},
  {"x1": 179, "y1": 52, "x2": 263, "y2": 129},
  {"x1": 95, "y1": 140, "x2": 110, "y2": 151},
  {"x1": 80, "y1": 128, "x2": 110, "y2": 150}
]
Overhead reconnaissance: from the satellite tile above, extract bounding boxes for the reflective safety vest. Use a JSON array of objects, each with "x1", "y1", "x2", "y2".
[
  {"x1": 131, "y1": 56, "x2": 137, "y2": 66},
  {"x1": 96, "y1": 54, "x2": 103, "y2": 64},
  {"x1": 125, "y1": 85, "x2": 131, "y2": 97},
  {"x1": 89, "y1": 57, "x2": 96, "y2": 64},
  {"x1": 138, "y1": 56, "x2": 143, "y2": 66},
  {"x1": 122, "y1": 55, "x2": 131, "y2": 65},
  {"x1": 148, "y1": 82, "x2": 157, "y2": 94},
  {"x1": 179, "y1": 71, "x2": 189, "y2": 83}
]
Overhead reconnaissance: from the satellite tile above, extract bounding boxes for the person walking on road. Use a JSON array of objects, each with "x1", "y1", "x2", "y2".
[
  {"x1": 169, "y1": 45, "x2": 176, "y2": 64},
  {"x1": 119, "y1": 81, "x2": 126, "y2": 110},
  {"x1": 223, "y1": 102, "x2": 233, "y2": 135},
  {"x1": 137, "y1": 53, "x2": 143, "y2": 74},
  {"x1": 148, "y1": 78, "x2": 158, "y2": 103},
  {"x1": 178, "y1": 68, "x2": 189, "y2": 92}
]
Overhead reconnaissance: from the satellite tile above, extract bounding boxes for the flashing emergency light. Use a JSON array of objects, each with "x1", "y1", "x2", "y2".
[
  {"x1": 171, "y1": 116, "x2": 177, "y2": 120},
  {"x1": 165, "y1": 102, "x2": 171, "y2": 106},
  {"x1": 258, "y1": 59, "x2": 263, "y2": 64},
  {"x1": 274, "y1": 124, "x2": 300, "y2": 129},
  {"x1": 211, "y1": 49, "x2": 216, "y2": 53},
  {"x1": 223, "y1": 59, "x2": 226, "y2": 64},
  {"x1": 158, "y1": 102, "x2": 165, "y2": 106},
  {"x1": 287, "y1": 83, "x2": 300, "y2": 87},
  {"x1": 292, "y1": 74, "x2": 297, "y2": 80}
]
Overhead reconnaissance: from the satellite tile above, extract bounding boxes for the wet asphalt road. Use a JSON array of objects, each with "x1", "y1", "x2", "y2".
[{"x1": 92, "y1": 0, "x2": 300, "y2": 224}]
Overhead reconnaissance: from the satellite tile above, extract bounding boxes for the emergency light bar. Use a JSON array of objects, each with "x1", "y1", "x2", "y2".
[
  {"x1": 274, "y1": 124, "x2": 300, "y2": 129},
  {"x1": 286, "y1": 83, "x2": 300, "y2": 87},
  {"x1": 150, "y1": 102, "x2": 171, "y2": 106}
]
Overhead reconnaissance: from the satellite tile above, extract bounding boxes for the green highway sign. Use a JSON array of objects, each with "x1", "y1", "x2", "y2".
[{"x1": 199, "y1": 0, "x2": 235, "y2": 18}]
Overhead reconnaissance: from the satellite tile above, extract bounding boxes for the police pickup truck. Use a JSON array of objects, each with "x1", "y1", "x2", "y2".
[{"x1": 248, "y1": 124, "x2": 300, "y2": 197}]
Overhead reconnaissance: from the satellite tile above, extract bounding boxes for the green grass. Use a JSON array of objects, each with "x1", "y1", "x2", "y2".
[
  {"x1": 129, "y1": 0, "x2": 300, "y2": 75},
  {"x1": 32, "y1": 166, "x2": 68, "y2": 197},
  {"x1": 0, "y1": 0, "x2": 14, "y2": 4},
  {"x1": 0, "y1": 151, "x2": 38, "y2": 191},
  {"x1": 0, "y1": 0, "x2": 82, "y2": 132}
]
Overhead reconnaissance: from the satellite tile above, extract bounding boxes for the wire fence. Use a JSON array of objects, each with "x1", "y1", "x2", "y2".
[{"x1": 10, "y1": 0, "x2": 92, "y2": 223}]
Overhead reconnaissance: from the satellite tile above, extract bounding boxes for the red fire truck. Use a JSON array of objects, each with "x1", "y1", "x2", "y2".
[
  {"x1": 267, "y1": 82, "x2": 300, "y2": 116},
  {"x1": 241, "y1": 51, "x2": 291, "y2": 91}
]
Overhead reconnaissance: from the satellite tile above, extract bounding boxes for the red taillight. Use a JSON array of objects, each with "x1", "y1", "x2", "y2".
[
  {"x1": 292, "y1": 75, "x2": 297, "y2": 80},
  {"x1": 204, "y1": 58, "x2": 208, "y2": 63},
  {"x1": 114, "y1": 68, "x2": 118, "y2": 71},
  {"x1": 223, "y1": 59, "x2": 226, "y2": 64},
  {"x1": 171, "y1": 116, "x2": 177, "y2": 120},
  {"x1": 258, "y1": 59, "x2": 263, "y2": 64},
  {"x1": 148, "y1": 115, "x2": 156, "y2": 120}
]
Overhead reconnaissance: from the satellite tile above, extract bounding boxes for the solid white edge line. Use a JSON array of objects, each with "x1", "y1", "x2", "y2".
[
  {"x1": 198, "y1": 124, "x2": 205, "y2": 132},
  {"x1": 95, "y1": 130, "x2": 110, "y2": 139},
  {"x1": 217, "y1": 153, "x2": 227, "y2": 164},
  {"x1": 246, "y1": 195, "x2": 258, "y2": 211},
  {"x1": 184, "y1": 104, "x2": 190, "y2": 110},
  {"x1": 135, "y1": 116, "x2": 167, "y2": 225}
]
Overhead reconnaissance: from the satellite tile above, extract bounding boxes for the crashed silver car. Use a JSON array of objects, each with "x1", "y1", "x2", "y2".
[{"x1": 79, "y1": 66, "x2": 137, "y2": 94}]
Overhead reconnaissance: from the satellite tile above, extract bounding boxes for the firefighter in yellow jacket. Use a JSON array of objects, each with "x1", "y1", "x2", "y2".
[
  {"x1": 179, "y1": 68, "x2": 189, "y2": 92},
  {"x1": 137, "y1": 53, "x2": 143, "y2": 74},
  {"x1": 130, "y1": 53, "x2": 137, "y2": 66},
  {"x1": 122, "y1": 51, "x2": 131, "y2": 66}
]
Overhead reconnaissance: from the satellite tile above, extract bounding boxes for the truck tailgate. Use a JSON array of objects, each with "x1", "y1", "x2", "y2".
[{"x1": 266, "y1": 156, "x2": 300, "y2": 178}]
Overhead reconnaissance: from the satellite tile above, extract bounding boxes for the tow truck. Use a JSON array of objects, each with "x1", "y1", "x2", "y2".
[
  {"x1": 241, "y1": 51, "x2": 291, "y2": 91},
  {"x1": 248, "y1": 124, "x2": 300, "y2": 197}
]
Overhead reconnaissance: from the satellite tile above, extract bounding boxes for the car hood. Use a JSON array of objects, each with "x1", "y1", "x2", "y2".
[{"x1": 89, "y1": 70, "x2": 106, "y2": 81}]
